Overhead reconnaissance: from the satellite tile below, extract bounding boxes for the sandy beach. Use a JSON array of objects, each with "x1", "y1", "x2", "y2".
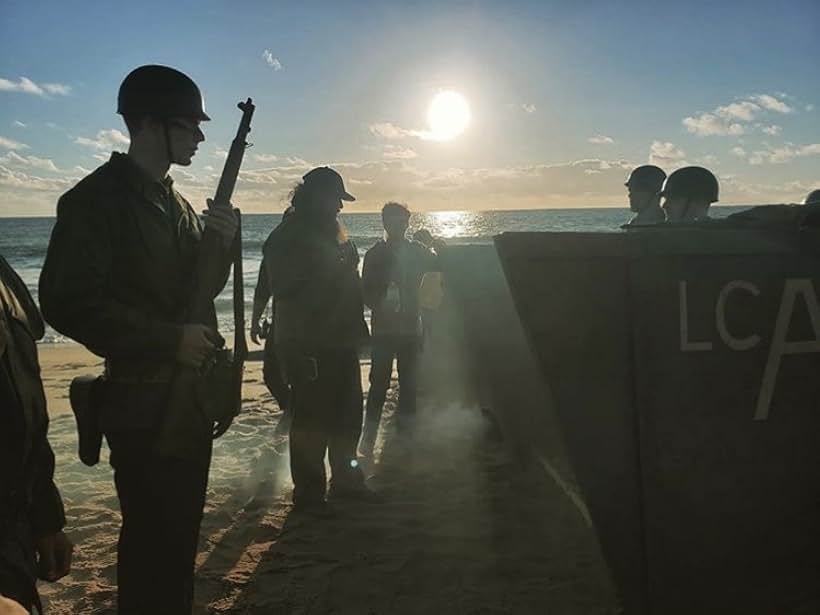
[{"x1": 35, "y1": 342, "x2": 619, "y2": 614}]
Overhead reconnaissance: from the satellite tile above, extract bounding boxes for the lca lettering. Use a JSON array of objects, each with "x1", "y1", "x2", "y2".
[{"x1": 678, "y1": 279, "x2": 820, "y2": 420}]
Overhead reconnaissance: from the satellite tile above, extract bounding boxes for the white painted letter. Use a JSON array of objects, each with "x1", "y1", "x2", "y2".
[
  {"x1": 679, "y1": 281, "x2": 713, "y2": 352},
  {"x1": 716, "y1": 281, "x2": 762, "y2": 351},
  {"x1": 755, "y1": 279, "x2": 820, "y2": 420}
]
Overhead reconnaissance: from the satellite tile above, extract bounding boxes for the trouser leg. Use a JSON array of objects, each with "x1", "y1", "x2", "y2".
[
  {"x1": 263, "y1": 337, "x2": 290, "y2": 411},
  {"x1": 363, "y1": 338, "x2": 395, "y2": 443},
  {"x1": 108, "y1": 429, "x2": 211, "y2": 615},
  {"x1": 287, "y1": 362, "x2": 330, "y2": 506},
  {"x1": 396, "y1": 337, "x2": 421, "y2": 433},
  {"x1": 328, "y1": 350, "x2": 365, "y2": 488}
]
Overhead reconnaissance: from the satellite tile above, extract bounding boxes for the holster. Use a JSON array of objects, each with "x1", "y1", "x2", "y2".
[
  {"x1": 69, "y1": 374, "x2": 104, "y2": 466},
  {"x1": 199, "y1": 348, "x2": 243, "y2": 425}
]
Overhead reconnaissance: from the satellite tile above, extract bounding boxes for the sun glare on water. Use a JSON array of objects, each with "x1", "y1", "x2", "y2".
[{"x1": 426, "y1": 90, "x2": 471, "y2": 141}]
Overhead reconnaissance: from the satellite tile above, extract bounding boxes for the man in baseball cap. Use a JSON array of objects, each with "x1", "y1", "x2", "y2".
[{"x1": 302, "y1": 166, "x2": 356, "y2": 202}]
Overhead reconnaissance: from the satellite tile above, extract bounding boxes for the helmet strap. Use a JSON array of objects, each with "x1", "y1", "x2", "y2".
[{"x1": 161, "y1": 119, "x2": 174, "y2": 167}]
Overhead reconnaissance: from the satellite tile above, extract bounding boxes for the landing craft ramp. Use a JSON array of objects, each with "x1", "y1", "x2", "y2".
[{"x1": 493, "y1": 229, "x2": 820, "y2": 615}]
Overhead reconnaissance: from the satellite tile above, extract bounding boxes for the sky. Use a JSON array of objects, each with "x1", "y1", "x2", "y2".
[{"x1": 1, "y1": 0, "x2": 818, "y2": 216}]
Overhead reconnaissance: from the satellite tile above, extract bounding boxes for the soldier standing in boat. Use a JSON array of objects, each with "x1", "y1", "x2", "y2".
[
  {"x1": 623, "y1": 165, "x2": 666, "y2": 226},
  {"x1": 661, "y1": 166, "x2": 720, "y2": 222},
  {"x1": 263, "y1": 167, "x2": 372, "y2": 516},
  {"x1": 0, "y1": 256, "x2": 72, "y2": 614},
  {"x1": 38, "y1": 65, "x2": 237, "y2": 613}
]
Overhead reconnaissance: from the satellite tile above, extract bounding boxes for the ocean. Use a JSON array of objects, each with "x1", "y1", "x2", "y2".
[{"x1": 0, "y1": 207, "x2": 751, "y2": 343}]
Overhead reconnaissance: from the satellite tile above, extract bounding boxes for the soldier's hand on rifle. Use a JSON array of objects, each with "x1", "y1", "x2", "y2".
[
  {"x1": 202, "y1": 199, "x2": 239, "y2": 246},
  {"x1": 176, "y1": 323, "x2": 219, "y2": 368}
]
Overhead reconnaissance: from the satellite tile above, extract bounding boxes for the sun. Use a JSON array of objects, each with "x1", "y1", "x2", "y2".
[{"x1": 426, "y1": 90, "x2": 471, "y2": 141}]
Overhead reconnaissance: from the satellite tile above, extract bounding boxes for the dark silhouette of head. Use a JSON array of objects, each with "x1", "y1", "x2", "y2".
[
  {"x1": 118, "y1": 65, "x2": 208, "y2": 168},
  {"x1": 661, "y1": 166, "x2": 719, "y2": 222},
  {"x1": 290, "y1": 167, "x2": 355, "y2": 240},
  {"x1": 625, "y1": 165, "x2": 666, "y2": 213},
  {"x1": 413, "y1": 228, "x2": 434, "y2": 247},
  {"x1": 382, "y1": 202, "x2": 410, "y2": 241},
  {"x1": 804, "y1": 189, "x2": 820, "y2": 206}
]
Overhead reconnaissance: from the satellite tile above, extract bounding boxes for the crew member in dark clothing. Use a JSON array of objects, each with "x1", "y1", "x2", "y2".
[
  {"x1": 38, "y1": 65, "x2": 237, "y2": 614},
  {"x1": 1, "y1": 255, "x2": 72, "y2": 613},
  {"x1": 251, "y1": 207, "x2": 294, "y2": 435},
  {"x1": 264, "y1": 167, "x2": 370, "y2": 515},
  {"x1": 360, "y1": 202, "x2": 437, "y2": 454}
]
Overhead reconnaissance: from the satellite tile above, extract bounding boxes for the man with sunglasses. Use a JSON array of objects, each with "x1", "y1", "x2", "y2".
[{"x1": 39, "y1": 65, "x2": 237, "y2": 614}]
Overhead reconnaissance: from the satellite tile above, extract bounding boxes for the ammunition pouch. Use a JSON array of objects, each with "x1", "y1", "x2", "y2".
[{"x1": 69, "y1": 374, "x2": 104, "y2": 466}]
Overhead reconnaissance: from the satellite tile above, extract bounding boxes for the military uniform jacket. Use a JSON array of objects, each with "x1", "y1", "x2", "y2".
[
  {"x1": 38, "y1": 152, "x2": 231, "y2": 431},
  {"x1": 0, "y1": 255, "x2": 65, "y2": 604}
]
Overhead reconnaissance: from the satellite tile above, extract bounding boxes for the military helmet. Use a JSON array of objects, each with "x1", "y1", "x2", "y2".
[
  {"x1": 117, "y1": 65, "x2": 210, "y2": 121},
  {"x1": 804, "y1": 189, "x2": 820, "y2": 206},
  {"x1": 625, "y1": 165, "x2": 666, "y2": 193},
  {"x1": 661, "y1": 166, "x2": 719, "y2": 202}
]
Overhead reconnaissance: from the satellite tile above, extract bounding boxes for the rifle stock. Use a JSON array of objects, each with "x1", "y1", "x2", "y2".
[{"x1": 156, "y1": 99, "x2": 255, "y2": 459}]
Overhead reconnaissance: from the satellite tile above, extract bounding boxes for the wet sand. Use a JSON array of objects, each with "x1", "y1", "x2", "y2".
[{"x1": 36, "y1": 343, "x2": 619, "y2": 614}]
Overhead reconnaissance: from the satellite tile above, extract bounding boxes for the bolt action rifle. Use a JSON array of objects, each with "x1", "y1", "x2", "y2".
[{"x1": 156, "y1": 98, "x2": 255, "y2": 459}]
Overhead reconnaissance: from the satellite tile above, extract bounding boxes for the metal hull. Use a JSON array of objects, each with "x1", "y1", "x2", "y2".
[{"x1": 493, "y1": 230, "x2": 820, "y2": 615}]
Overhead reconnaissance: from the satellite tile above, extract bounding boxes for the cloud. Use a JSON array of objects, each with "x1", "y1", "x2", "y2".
[
  {"x1": 0, "y1": 151, "x2": 60, "y2": 172},
  {"x1": 0, "y1": 76, "x2": 72, "y2": 97},
  {"x1": 369, "y1": 122, "x2": 415, "y2": 139},
  {"x1": 760, "y1": 124, "x2": 782, "y2": 136},
  {"x1": 649, "y1": 141, "x2": 686, "y2": 168},
  {"x1": 262, "y1": 50, "x2": 282, "y2": 70},
  {"x1": 588, "y1": 134, "x2": 615, "y2": 145},
  {"x1": 731, "y1": 146, "x2": 747, "y2": 157},
  {"x1": 683, "y1": 93, "x2": 794, "y2": 136},
  {"x1": 747, "y1": 143, "x2": 820, "y2": 165},
  {"x1": 752, "y1": 94, "x2": 793, "y2": 114},
  {"x1": 0, "y1": 164, "x2": 74, "y2": 192},
  {"x1": 0, "y1": 136, "x2": 29, "y2": 151},
  {"x1": 382, "y1": 145, "x2": 417, "y2": 160},
  {"x1": 74, "y1": 128, "x2": 130, "y2": 150},
  {"x1": 521, "y1": 103, "x2": 536, "y2": 114},
  {"x1": 13, "y1": 120, "x2": 26, "y2": 128},
  {"x1": 253, "y1": 153, "x2": 279, "y2": 163},
  {"x1": 807, "y1": 104, "x2": 815, "y2": 112},
  {"x1": 213, "y1": 148, "x2": 228, "y2": 159},
  {"x1": 683, "y1": 112, "x2": 745, "y2": 137}
]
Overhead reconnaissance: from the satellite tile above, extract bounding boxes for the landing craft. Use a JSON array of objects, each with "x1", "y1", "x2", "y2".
[{"x1": 487, "y1": 227, "x2": 820, "y2": 614}]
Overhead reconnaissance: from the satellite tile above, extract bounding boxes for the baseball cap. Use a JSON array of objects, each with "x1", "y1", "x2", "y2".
[{"x1": 302, "y1": 166, "x2": 355, "y2": 201}]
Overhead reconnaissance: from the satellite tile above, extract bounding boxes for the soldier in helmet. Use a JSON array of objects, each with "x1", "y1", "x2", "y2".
[
  {"x1": 38, "y1": 65, "x2": 237, "y2": 613},
  {"x1": 661, "y1": 166, "x2": 720, "y2": 222},
  {"x1": 803, "y1": 189, "x2": 820, "y2": 206},
  {"x1": 623, "y1": 165, "x2": 666, "y2": 226}
]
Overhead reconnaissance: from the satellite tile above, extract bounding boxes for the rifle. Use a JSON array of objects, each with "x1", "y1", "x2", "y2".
[{"x1": 156, "y1": 98, "x2": 255, "y2": 459}]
